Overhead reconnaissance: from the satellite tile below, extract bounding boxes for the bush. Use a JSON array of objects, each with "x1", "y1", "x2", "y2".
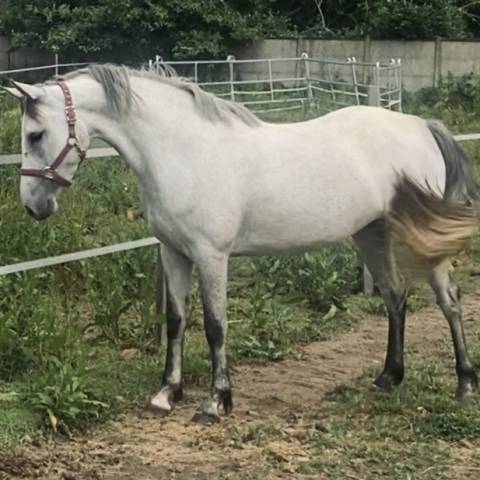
[
  {"x1": 405, "y1": 73, "x2": 480, "y2": 129},
  {"x1": 26, "y1": 356, "x2": 107, "y2": 432},
  {"x1": 251, "y1": 244, "x2": 360, "y2": 312},
  {"x1": 0, "y1": 94, "x2": 21, "y2": 154}
]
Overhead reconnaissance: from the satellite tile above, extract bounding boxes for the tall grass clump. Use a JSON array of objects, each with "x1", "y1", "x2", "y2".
[
  {"x1": 251, "y1": 244, "x2": 360, "y2": 312},
  {"x1": 404, "y1": 72, "x2": 480, "y2": 132},
  {"x1": 0, "y1": 93, "x2": 21, "y2": 154}
]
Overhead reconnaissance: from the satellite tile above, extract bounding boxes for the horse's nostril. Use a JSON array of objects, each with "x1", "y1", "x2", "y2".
[{"x1": 25, "y1": 206, "x2": 36, "y2": 218}]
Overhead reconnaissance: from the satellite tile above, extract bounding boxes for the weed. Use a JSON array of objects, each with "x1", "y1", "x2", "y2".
[
  {"x1": 228, "y1": 421, "x2": 280, "y2": 448},
  {"x1": 26, "y1": 357, "x2": 108, "y2": 432},
  {"x1": 250, "y1": 244, "x2": 360, "y2": 312}
]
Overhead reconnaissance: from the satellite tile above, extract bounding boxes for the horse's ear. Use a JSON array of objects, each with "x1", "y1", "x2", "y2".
[
  {"x1": 1, "y1": 84, "x2": 24, "y2": 101},
  {"x1": 10, "y1": 81, "x2": 45, "y2": 101}
]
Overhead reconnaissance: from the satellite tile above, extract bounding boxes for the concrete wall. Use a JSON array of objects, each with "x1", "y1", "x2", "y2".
[
  {"x1": 0, "y1": 35, "x2": 54, "y2": 75},
  {"x1": 3, "y1": 34, "x2": 480, "y2": 91},
  {"x1": 239, "y1": 38, "x2": 480, "y2": 92},
  {"x1": 369, "y1": 40, "x2": 436, "y2": 91},
  {"x1": 441, "y1": 41, "x2": 480, "y2": 77}
]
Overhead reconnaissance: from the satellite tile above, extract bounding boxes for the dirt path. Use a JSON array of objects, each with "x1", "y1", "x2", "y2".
[{"x1": 1, "y1": 294, "x2": 479, "y2": 480}]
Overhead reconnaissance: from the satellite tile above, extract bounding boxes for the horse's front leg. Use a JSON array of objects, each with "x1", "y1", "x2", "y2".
[
  {"x1": 149, "y1": 245, "x2": 193, "y2": 414},
  {"x1": 192, "y1": 252, "x2": 232, "y2": 424}
]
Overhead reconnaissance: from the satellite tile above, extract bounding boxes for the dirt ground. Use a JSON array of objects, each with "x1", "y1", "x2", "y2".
[{"x1": 1, "y1": 295, "x2": 480, "y2": 480}]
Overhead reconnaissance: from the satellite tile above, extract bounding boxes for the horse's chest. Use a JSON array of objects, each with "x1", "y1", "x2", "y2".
[{"x1": 141, "y1": 193, "x2": 192, "y2": 253}]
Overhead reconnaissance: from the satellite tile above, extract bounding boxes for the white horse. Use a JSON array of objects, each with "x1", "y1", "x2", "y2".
[{"x1": 4, "y1": 65, "x2": 478, "y2": 424}]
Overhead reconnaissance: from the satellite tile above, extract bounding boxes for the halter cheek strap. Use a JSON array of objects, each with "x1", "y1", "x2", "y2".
[{"x1": 20, "y1": 79, "x2": 86, "y2": 188}]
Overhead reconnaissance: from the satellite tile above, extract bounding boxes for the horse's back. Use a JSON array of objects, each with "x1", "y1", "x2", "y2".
[{"x1": 232, "y1": 107, "x2": 445, "y2": 255}]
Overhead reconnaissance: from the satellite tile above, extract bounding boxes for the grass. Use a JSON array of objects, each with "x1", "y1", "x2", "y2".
[
  {"x1": 295, "y1": 338, "x2": 480, "y2": 479},
  {"x1": 2, "y1": 78, "x2": 480, "y2": 479},
  {"x1": 218, "y1": 332, "x2": 480, "y2": 479}
]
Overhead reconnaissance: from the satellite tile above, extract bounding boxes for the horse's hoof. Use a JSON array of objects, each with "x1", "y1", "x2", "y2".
[
  {"x1": 148, "y1": 392, "x2": 174, "y2": 416},
  {"x1": 373, "y1": 368, "x2": 404, "y2": 392},
  {"x1": 456, "y1": 383, "x2": 477, "y2": 401},
  {"x1": 147, "y1": 403, "x2": 172, "y2": 417},
  {"x1": 456, "y1": 370, "x2": 478, "y2": 401},
  {"x1": 191, "y1": 412, "x2": 220, "y2": 425},
  {"x1": 221, "y1": 390, "x2": 233, "y2": 415},
  {"x1": 372, "y1": 376, "x2": 396, "y2": 392}
]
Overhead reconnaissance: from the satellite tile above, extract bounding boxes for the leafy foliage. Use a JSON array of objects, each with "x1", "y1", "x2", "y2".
[
  {"x1": 403, "y1": 72, "x2": 480, "y2": 133},
  {"x1": 0, "y1": 0, "x2": 290, "y2": 58},
  {"x1": 275, "y1": 0, "x2": 480, "y2": 39},
  {"x1": 0, "y1": 94, "x2": 21, "y2": 154},
  {"x1": 2, "y1": 1, "x2": 480, "y2": 59},
  {"x1": 26, "y1": 357, "x2": 108, "y2": 432},
  {"x1": 251, "y1": 246, "x2": 360, "y2": 311}
]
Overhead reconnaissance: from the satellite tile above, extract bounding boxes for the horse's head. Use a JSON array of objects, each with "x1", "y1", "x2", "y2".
[{"x1": 3, "y1": 80, "x2": 89, "y2": 220}]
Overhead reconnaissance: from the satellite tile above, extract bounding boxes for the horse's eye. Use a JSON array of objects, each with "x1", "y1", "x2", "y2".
[{"x1": 28, "y1": 131, "x2": 44, "y2": 144}]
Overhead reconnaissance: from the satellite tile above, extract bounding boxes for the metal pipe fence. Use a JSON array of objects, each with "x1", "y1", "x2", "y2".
[
  {"x1": 1, "y1": 53, "x2": 403, "y2": 112},
  {"x1": 148, "y1": 53, "x2": 403, "y2": 113}
]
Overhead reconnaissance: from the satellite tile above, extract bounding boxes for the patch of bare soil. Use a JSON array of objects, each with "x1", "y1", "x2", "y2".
[{"x1": 2, "y1": 295, "x2": 479, "y2": 480}]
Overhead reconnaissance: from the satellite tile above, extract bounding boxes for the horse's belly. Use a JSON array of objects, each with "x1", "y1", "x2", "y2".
[{"x1": 232, "y1": 184, "x2": 380, "y2": 255}]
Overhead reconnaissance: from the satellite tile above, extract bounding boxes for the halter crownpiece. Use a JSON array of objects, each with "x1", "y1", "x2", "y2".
[{"x1": 20, "y1": 79, "x2": 86, "y2": 188}]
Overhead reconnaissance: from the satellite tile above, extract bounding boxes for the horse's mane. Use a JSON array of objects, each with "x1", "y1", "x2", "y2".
[{"x1": 53, "y1": 64, "x2": 260, "y2": 128}]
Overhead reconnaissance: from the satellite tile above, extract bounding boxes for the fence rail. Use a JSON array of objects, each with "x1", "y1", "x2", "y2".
[
  {"x1": 147, "y1": 53, "x2": 402, "y2": 112},
  {"x1": 1, "y1": 53, "x2": 403, "y2": 112},
  {"x1": 0, "y1": 133, "x2": 478, "y2": 277}
]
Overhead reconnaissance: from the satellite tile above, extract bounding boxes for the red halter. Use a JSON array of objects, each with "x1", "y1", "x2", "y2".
[{"x1": 20, "y1": 80, "x2": 86, "y2": 188}]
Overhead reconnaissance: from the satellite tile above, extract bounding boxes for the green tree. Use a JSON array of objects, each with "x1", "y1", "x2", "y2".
[
  {"x1": 2, "y1": 1, "x2": 480, "y2": 59},
  {"x1": 273, "y1": 0, "x2": 480, "y2": 39},
  {"x1": 0, "y1": 0, "x2": 291, "y2": 58}
]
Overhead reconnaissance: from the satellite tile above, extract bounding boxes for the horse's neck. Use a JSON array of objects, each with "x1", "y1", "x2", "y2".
[{"x1": 77, "y1": 77, "x2": 207, "y2": 178}]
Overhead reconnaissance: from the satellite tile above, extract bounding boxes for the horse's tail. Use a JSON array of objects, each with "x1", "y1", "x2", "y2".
[{"x1": 387, "y1": 120, "x2": 479, "y2": 264}]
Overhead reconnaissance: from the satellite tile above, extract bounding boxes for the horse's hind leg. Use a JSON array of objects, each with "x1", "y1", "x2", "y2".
[
  {"x1": 428, "y1": 261, "x2": 478, "y2": 399},
  {"x1": 149, "y1": 245, "x2": 193, "y2": 414},
  {"x1": 353, "y1": 219, "x2": 408, "y2": 390}
]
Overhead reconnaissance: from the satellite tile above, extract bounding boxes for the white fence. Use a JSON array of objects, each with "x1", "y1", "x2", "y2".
[
  {"x1": 0, "y1": 53, "x2": 403, "y2": 112},
  {"x1": 0, "y1": 55, "x2": 477, "y2": 281},
  {"x1": 150, "y1": 53, "x2": 402, "y2": 112}
]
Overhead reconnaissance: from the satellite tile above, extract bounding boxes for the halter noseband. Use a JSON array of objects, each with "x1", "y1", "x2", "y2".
[{"x1": 20, "y1": 80, "x2": 86, "y2": 188}]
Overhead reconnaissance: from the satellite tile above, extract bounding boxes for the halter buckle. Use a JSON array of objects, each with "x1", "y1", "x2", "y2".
[
  {"x1": 65, "y1": 105, "x2": 76, "y2": 124},
  {"x1": 42, "y1": 166, "x2": 55, "y2": 180}
]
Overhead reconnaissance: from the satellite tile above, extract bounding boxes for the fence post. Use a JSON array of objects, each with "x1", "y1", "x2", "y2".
[
  {"x1": 227, "y1": 54, "x2": 235, "y2": 101},
  {"x1": 194, "y1": 61, "x2": 198, "y2": 83},
  {"x1": 155, "y1": 54, "x2": 163, "y2": 74},
  {"x1": 433, "y1": 36, "x2": 442, "y2": 87},
  {"x1": 368, "y1": 62, "x2": 381, "y2": 107},
  {"x1": 376, "y1": 61, "x2": 381, "y2": 107},
  {"x1": 268, "y1": 59, "x2": 274, "y2": 102},
  {"x1": 327, "y1": 62, "x2": 337, "y2": 105},
  {"x1": 388, "y1": 59, "x2": 394, "y2": 108},
  {"x1": 155, "y1": 245, "x2": 167, "y2": 346},
  {"x1": 348, "y1": 57, "x2": 361, "y2": 105},
  {"x1": 302, "y1": 52, "x2": 313, "y2": 108},
  {"x1": 54, "y1": 53, "x2": 59, "y2": 76},
  {"x1": 362, "y1": 35, "x2": 371, "y2": 84},
  {"x1": 397, "y1": 58, "x2": 403, "y2": 112}
]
